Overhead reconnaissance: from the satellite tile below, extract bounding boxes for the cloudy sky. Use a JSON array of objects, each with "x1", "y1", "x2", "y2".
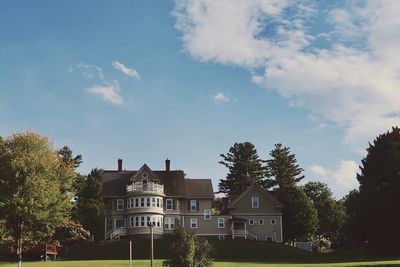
[{"x1": 1, "y1": 0, "x2": 399, "y2": 198}]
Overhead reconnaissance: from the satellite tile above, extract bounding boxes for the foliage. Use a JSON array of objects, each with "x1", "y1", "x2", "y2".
[
  {"x1": 266, "y1": 144, "x2": 304, "y2": 188},
  {"x1": 218, "y1": 142, "x2": 267, "y2": 195},
  {"x1": 307, "y1": 234, "x2": 332, "y2": 252},
  {"x1": 340, "y1": 189, "x2": 365, "y2": 246},
  {"x1": 0, "y1": 131, "x2": 75, "y2": 263},
  {"x1": 163, "y1": 227, "x2": 213, "y2": 267},
  {"x1": 278, "y1": 186, "x2": 318, "y2": 242},
  {"x1": 74, "y1": 168, "x2": 104, "y2": 240},
  {"x1": 356, "y1": 127, "x2": 400, "y2": 249},
  {"x1": 302, "y1": 182, "x2": 347, "y2": 244},
  {"x1": 52, "y1": 221, "x2": 90, "y2": 250}
]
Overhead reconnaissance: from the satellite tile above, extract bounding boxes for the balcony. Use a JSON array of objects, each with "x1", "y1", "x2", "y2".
[{"x1": 126, "y1": 182, "x2": 164, "y2": 195}]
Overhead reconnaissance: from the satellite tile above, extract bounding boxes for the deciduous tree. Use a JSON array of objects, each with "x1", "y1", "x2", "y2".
[{"x1": 0, "y1": 131, "x2": 74, "y2": 266}]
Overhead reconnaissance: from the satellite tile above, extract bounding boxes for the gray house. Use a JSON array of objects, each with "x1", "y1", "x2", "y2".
[{"x1": 102, "y1": 159, "x2": 283, "y2": 242}]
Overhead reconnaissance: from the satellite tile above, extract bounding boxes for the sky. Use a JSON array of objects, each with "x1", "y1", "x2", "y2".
[{"x1": 1, "y1": 0, "x2": 400, "y2": 198}]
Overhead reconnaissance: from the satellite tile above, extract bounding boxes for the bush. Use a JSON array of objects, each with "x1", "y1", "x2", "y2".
[{"x1": 163, "y1": 227, "x2": 213, "y2": 267}]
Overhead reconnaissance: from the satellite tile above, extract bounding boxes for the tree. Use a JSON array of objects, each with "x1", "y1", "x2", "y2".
[
  {"x1": 74, "y1": 168, "x2": 104, "y2": 240},
  {"x1": 52, "y1": 221, "x2": 90, "y2": 252},
  {"x1": 278, "y1": 186, "x2": 318, "y2": 242},
  {"x1": 356, "y1": 127, "x2": 400, "y2": 249},
  {"x1": 163, "y1": 227, "x2": 213, "y2": 267},
  {"x1": 218, "y1": 142, "x2": 266, "y2": 195},
  {"x1": 340, "y1": 189, "x2": 365, "y2": 246},
  {"x1": 266, "y1": 144, "x2": 304, "y2": 188},
  {"x1": 302, "y1": 182, "x2": 347, "y2": 244},
  {"x1": 0, "y1": 131, "x2": 74, "y2": 266}
]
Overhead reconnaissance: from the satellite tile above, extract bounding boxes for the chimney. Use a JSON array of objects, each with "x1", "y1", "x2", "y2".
[
  {"x1": 165, "y1": 159, "x2": 170, "y2": 171},
  {"x1": 118, "y1": 158, "x2": 123, "y2": 171}
]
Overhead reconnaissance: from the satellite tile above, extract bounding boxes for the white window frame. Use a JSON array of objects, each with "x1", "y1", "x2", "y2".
[
  {"x1": 129, "y1": 198, "x2": 134, "y2": 209},
  {"x1": 251, "y1": 196, "x2": 259, "y2": 208},
  {"x1": 190, "y1": 218, "x2": 197, "y2": 228},
  {"x1": 218, "y1": 235, "x2": 225, "y2": 240},
  {"x1": 249, "y1": 219, "x2": 254, "y2": 225},
  {"x1": 152, "y1": 197, "x2": 156, "y2": 207},
  {"x1": 204, "y1": 210, "x2": 211, "y2": 220},
  {"x1": 166, "y1": 199, "x2": 173, "y2": 210},
  {"x1": 190, "y1": 200, "x2": 197, "y2": 211},
  {"x1": 271, "y1": 219, "x2": 276, "y2": 225},
  {"x1": 135, "y1": 198, "x2": 139, "y2": 207},
  {"x1": 164, "y1": 218, "x2": 175, "y2": 230},
  {"x1": 218, "y1": 218, "x2": 225, "y2": 228},
  {"x1": 140, "y1": 197, "x2": 145, "y2": 207},
  {"x1": 146, "y1": 197, "x2": 151, "y2": 207},
  {"x1": 115, "y1": 218, "x2": 126, "y2": 229},
  {"x1": 130, "y1": 217, "x2": 134, "y2": 228},
  {"x1": 259, "y1": 219, "x2": 264, "y2": 225},
  {"x1": 117, "y1": 199, "x2": 124, "y2": 211}
]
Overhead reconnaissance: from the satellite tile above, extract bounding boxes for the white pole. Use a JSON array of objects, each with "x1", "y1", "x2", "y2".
[{"x1": 129, "y1": 241, "x2": 132, "y2": 267}]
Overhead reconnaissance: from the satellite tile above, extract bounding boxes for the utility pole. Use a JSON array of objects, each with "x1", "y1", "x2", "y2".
[{"x1": 129, "y1": 241, "x2": 132, "y2": 267}]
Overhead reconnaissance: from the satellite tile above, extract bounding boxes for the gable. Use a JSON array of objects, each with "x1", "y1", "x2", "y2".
[
  {"x1": 228, "y1": 184, "x2": 283, "y2": 214},
  {"x1": 130, "y1": 164, "x2": 160, "y2": 183}
]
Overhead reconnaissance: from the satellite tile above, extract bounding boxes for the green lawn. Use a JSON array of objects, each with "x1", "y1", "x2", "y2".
[{"x1": 1, "y1": 260, "x2": 400, "y2": 267}]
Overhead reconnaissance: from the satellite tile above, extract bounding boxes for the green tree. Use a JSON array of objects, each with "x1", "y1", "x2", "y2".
[
  {"x1": 278, "y1": 186, "x2": 318, "y2": 242},
  {"x1": 266, "y1": 144, "x2": 304, "y2": 188},
  {"x1": 0, "y1": 131, "x2": 74, "y2": 266},
  {"x1": 218, "y1": 142, "x2": 266, "y2": 195},
  {"x1": 52, "y1": 221, "x2": 90, "y2": 252},
  {"x1": 340, "y1": 189, "x2": 365, "y2": 246},
  {"x1": 74, "y1": 168, "x2": 104, "y2": 240},
  {"x1": 356, "y1": 127, "x2": 400, "y2": 249},
  {"x1": 302, "y1": 182, "x2": 347, "y2": 244},
  {"x1": 163, "y1": 227, "x2": 213, "y2": 267}
]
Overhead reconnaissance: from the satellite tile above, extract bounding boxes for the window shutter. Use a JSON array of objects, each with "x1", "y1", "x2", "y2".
[
  {"x1": 172, "y1": 199, "x2": 175, "y2": 210},
  {"x1": 196, "y1": 200, "x2": 199, "y2": 211}
]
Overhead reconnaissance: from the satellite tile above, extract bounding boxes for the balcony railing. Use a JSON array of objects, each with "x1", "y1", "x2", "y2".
[{"x1": 126, "y1": 182, "x2": 164, "y2": 194}]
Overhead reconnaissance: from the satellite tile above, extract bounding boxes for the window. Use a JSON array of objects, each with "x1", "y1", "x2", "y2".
[
  {"x1": 152, "y1": 197, "x2": 156, "y2": 207},
  {"x1": 259, "y1": 219, "x2": 264, "y2": 225},
  {"x1": 135, "y1": 217, "x2": 139, "y2": 227},
  {"x1": 117, "y1": 199, "x2": 124, "y2": 211},
  {"x1": 190, "y1": 200, "x2": 197, "y2": 211},
  {"x1": 147, "y1": 216, "x2": 151, "y2": 226},
  {"x1": 266, "y1": 236, "x2": 273, "y2": 242},
  {"x1": 135, "y1": 198, "x2": 139, "y2": 207},
  {"x1": 115, "y1": 218, "x2": 126, "y2": 229},
  {"x1": 218, "y1": 235, "x2": 225, "y2": 240},
  {"x1": 166, "y1": 199, "x2": 173, "y2": 210},
  {"x1": 164, "y1": 218, "x2": 175, "y2": 230},
  {"x1": 147, "y1": 198, "x2": 151, "y2": 207},
  {"x1": 204, "y1": 210, "x2": 211, "y2": 220},
  {"x1": 271, "y1": 219, "x2": 276, "y2": 225},
  {"x1": 251, "y1": 196, "x2": 259, "y2": 208},
  {"x1": 157, "y1": 198, "x2": 160, "y2": 208},
  {"x1": 190, "y1": 218, "x2": 197, "y2": 228},
  {"x1": 218, "y1": 218, "x2": 225, "y2": 228},
  {"x1": 130, "y1": 217, "x2": 134, "y2": 228},
  {"x1": 249, "y1": 219, "x2": 254, "y2": 225},
  {"x1": 129, "y1": 198, "x2": 134, "y2": 209},
  {"x1": 140, "y1": 197, "x2": 145, "y2": 207},
  {"x1": 141, "y1": 216, "x2": 145, "y2": 227}
]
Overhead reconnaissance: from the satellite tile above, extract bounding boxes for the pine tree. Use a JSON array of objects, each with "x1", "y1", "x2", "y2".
[
  {"x1": 218, "y1": 142, "x2": 266, "y2": 195},
  {"x1": 266, "y1": 143, "x2": 304, "y2": 188}
]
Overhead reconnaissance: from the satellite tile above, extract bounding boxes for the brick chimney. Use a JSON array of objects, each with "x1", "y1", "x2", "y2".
[
  {"x1": 118, "y1": 158, "x2": 123, "y2": 172},
  {"x1": 165, "y1": 159, "x2": 170, "y2": 171}
]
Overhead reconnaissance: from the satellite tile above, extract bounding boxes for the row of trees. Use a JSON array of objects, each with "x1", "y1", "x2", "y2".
[
  {"x1": 0, "y1": 131, "x2": 104, "y2": 264},
  {"x1": 218, "y1": 127, "x2": 400, "y2": 250}
]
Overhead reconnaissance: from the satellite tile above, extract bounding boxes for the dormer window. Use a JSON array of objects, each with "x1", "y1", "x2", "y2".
[{"x1": 251, "y1": 196, "x2": 259, "y2": 208}]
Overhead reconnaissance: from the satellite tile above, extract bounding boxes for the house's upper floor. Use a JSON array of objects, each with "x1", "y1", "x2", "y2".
[{"x1": 102, "y1": 159, "x2": 215, "y2": 215}]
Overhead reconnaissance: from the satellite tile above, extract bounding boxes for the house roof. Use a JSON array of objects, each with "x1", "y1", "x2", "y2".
[
  {"x1": 227, "y1": 183, "x2": 283, "y2": 209},
  {"x1": 102, "y1": 166, "x2": 214, "y2": 198}
]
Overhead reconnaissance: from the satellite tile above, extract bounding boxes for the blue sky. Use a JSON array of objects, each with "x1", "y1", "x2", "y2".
[{"x1": 2, "y1": 0, "x2": 399, "y2": 198}]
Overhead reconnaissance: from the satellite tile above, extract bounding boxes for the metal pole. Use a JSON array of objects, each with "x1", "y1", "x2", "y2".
[
  {"x1": 150, "y1": 226, "x2": 154, "y2": 267},
  {"x1": 129, "y1": 241, "x2": 132, "y2": 267}
]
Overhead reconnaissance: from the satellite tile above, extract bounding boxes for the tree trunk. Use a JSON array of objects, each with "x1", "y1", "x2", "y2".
[{"x1": 13, "y1": 220, "x2": 23, "y2": 267}]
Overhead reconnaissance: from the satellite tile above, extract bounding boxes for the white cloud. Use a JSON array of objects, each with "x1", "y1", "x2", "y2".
[
  {"x1": 85, "y1": 81, "x2": 124, "y2": 105},
  {"x1": 212, "y1": 92, "x2": 230, "y2": 104},
  {"x1": 112, "y1": 61, "x2": 140, "y2": 80},
  {"x1": 309, "y1": 160, "x2": 359, "y2": 197},
  {"x1": 76, "y1": 63, "x2": 104, "y2": 80},
  {"x1": 174, "y1": 0, "x2": 400, "y2": 153}
]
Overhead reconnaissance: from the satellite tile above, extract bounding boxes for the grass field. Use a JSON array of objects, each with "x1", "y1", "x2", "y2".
[{"x1": 1, "y1": 260, "x2": 400, "y2": 267}]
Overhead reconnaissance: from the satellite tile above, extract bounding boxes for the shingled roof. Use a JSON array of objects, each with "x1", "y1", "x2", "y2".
[{"x1": 102, "y1": 166, "x2": 214, "y2": 198}]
